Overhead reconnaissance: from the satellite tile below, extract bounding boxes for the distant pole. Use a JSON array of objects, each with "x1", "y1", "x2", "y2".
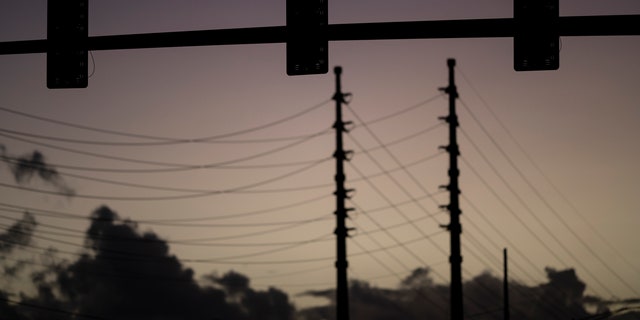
[
  {"x1": 439, "y1": 58, "x2": 463, "y2": 320},
  {"x1": 504, "y1": 248, "x2": 510, "y2": 320},
  {"x1": 333, "y1": 66, "x2": 352, "y2": 320}
]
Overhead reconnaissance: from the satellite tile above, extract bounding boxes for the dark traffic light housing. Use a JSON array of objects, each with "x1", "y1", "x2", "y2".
[
  {"x1": 514, "y1": 0, "x2": 559, "y2": 71},
  {"x1": 47, "y1": 0, "x2": 88, "y2": 88},
  {"x1": 286, "y1": 0, "x2": 328, "y2": 75}
]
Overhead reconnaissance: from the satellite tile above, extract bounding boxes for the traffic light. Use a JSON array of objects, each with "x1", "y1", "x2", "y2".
[
  {"x1": 514, "y1": 0, "x2": 559, "y2": 71},
  {"x1": 286, "y1": 0, "x2": 328, "y2": 75},
  {"x1": 47, "y1": 0, "x2": 88, "y2": 88}
]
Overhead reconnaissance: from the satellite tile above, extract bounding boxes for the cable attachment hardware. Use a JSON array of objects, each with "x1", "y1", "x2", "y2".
[
  {"x1": 438, "y1": 144, "x2": 460, "y2": 156},
  {"x1": 333, "y1": 149, "x2": 354, "y2": 161},
  {"x1": 333, "y1": 225, "x2": 355, "y2": 237},
  {"x1": 438, "y1": 85, "x2": 459, "y2": 98},
  {"x1": 333, "y1": 120, "x2": 354, "y2": 133},
  {"x1": 334, "y1": 188, "x2": 356, "y2": 200},
  {"x1": 438, "y1": 115, "x2": 458, "y2": 126},
  {"x1": 343, "y1": 93, "x2": 353, "y2": 105},
  {"x1": 345, "y1": 188, "x2": 355, "y2": 199},
  {"x1": 332, "y1": 92, "x2": 353, "y2": 104}
]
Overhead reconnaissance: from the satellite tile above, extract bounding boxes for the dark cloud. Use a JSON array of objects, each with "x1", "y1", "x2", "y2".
[
  {"x1": 2, "y1": 205, "x2": 294, "y2": 320},
  {"x1": 207, "y1": 270, "x2": 295, "y2": 320},
  {"x1": 0, "y1": 204, "x2": 629, "y2": 320},
  {"x1": 0, "y1": 211, "x2": 37, "y2": 254},
  {"x1": 536, "y1": 267, "x2": 589, "y2": 319},
  {"x1": 2, "y1": 148, "x2": 74, "y2": 196},
  {"x1": 610, "y1": 311, "x2": 640, "y2": 320},
  {"x1": 0, "y1": 291, "x2": 29, "y2": 320},
  {"x1": 3, "y1": 259, "x2": 30, "y2": 278},
  {"x1": 49, "y1": 206, "x2": 246, "y2": 319},
  {"x1": 299, "y1": 268, "x2": 448, "y2": 320},
  {"x1": 299, "y1": 266, "x2": 602, "y2": 320},
  {"x1": 13, "y1": 151, "x2": 75, "y2": 196}
]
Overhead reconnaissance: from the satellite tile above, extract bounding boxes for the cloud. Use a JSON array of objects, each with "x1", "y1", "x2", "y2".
[
  {"x1": 48, "y1": 206, "x2": 245, "y2": 319},
  {"x1": 298, "y1": 266, "x2": 599, "y2": 320},
  {"x1": 0, "y1": 211, "x2": 37, "y2": 254},
  {"x1": 0, "y1": 204, "x2": 624, "y2": 320},
  {"x1": 3, "y1": 205, "x2": 295, "y2": 320},
  {"x1": 299, "y1": 267, "x2": 449, "y2": 320},
  {"x1": 9, "y1": 150, "x2": 75, "y2": 196},
  {"x1": 206, "y1": 270, "x2": 295, "y2": 320},
  {"x1": 0, "y1": 146, "x2": 74, "y2": 196},
  {"x1": 610, "y1": 310, "x2": 640, "y2": 320},
  {"x1": 0, "y1": 291, "x2": 29, "y2": 320}
]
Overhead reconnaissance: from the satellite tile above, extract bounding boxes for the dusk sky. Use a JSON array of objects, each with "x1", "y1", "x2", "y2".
[{"x1": 0, "y1": 0, "x2": 639, "y2": 318}]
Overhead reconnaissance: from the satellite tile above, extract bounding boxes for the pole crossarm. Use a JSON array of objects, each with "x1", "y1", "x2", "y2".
[{"x1": 0, "y1": 15, "x2": 638, "y2": 55}]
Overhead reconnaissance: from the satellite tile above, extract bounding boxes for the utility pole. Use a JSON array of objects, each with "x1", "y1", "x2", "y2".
[
  {"x1": 439, "y1": 58, "x2": 463, "y2": 320},
  {"x1": 333, "y1": 66, "x2": 352, "y2": 320},
  {"x1": 504, "y1": 248, "x2": 510, "y2": 320}
]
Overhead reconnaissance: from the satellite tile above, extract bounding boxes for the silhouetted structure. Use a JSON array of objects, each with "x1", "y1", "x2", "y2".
[
  {"x1": 439, "y1": 58, "x2": 463, "y2": 320},
  {"x1": 333, "y1": 66, "x2": 353, "y2": 320},
  {"x1": 504, "y1": 248, "x2": 510, "y2": 320},
  {"x1": 1, "y1": 10, "x2": 638, "y2": 86}
]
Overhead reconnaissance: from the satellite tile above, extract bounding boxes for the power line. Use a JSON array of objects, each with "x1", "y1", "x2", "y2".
[
  {"x1": 0, "y1": 99, "x2": 331, "y2": 143},
  {"x1": 459, "y1": 198, "x2": 547, "y2": 283},
  {"x1": 0, "y1": 196, "x2": 443, "y2": 248},
  {"x1": 349, "y1": 236, "x2": 449, "y2": 315},
  {"x1": 350, "y1": 202, "x2": 444, "y2": 274},
  {"x1": 0, "y1": 127, "x2": 331, "y2": 172},
  {"x1": 0, "y1": 155, "x2": 329, "y2": 200},
  {"x1": 0, "y1": 215, "x2": 335, "y2": 250},
  {"x1": 346, "y1": 106, "x2": 445, "y2": 211},
  {"x1": 27, "y1": 157, "x2": 332, "y2": 195},
  {"x1": 349, "y1": 93, "x2": 444, "y2": 127},
  {"x1": 0, "y1": 93, "x2": 441, "y2": 147},
  {"x1": 463, "y1": 220, "x2": 570, "y2": 319},
  {"x1": 0, "y1": 192, "x2": 330, "y2": 224},
  {"x1": 0, "y1": 152, "x2": 332, "y2": 172},
  {"x1": 0, "y1": 295, "x2": 109, "y2": 320},
  {"x1": 0, "y1": 124, "x2": 441, "y2": 195},
  {"x1": 459, "y1": 65, "x2": 640, "y2": 277},
  {"x1": 460, "y1": 159, "x2": 601, "y2": 319},
  {"x1": 345, "y1": 110, "x2": 452, "y2": 281},
  {"x1": 458, "y1": 134, "x2": 615, "y2": 298},
  {"x1": 0, "y1": 125, "x2": 441, "y2": 174},
  {"x1": 0, "y1": 126, "x2": 331, "y2": 146},
  {"x1": 1, "y1": 221, "x2": 331, "y2": 266},
  {"x1": 250, "y1": 265, "x2": 332, "y2": 281},
  {"x1": 460, "y1": 157, "x2": 570, "y2": 269},
  {"x1": 459, "y1": 97, "x2": 639, "y2": 297},
  {"x1": 345, "y1": 167, "x2": 449, "y2": 285}
]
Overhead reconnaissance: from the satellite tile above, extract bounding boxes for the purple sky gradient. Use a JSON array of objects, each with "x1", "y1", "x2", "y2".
[{"x1": 0, "y1": 0, "x2": 639, "y2": 310}]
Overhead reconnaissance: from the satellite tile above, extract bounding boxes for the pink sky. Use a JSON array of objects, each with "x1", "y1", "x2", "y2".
[{"x1": 0, "y1": 0, "x2": 639, "y2": 310}]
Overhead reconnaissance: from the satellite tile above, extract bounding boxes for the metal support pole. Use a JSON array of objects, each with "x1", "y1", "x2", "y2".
[
  {"x1": 1, "y1": 15, "x2": 639, "y2": 55},
  {"x1": 504, "y1": 248, "x2": 510, "y2": 320},
  {"x1": 333, "y1": 66, "x2": 352, "y2": 320},
  {"x1": 439, "y1": 58, "x2": 463, "y2": 320}
]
